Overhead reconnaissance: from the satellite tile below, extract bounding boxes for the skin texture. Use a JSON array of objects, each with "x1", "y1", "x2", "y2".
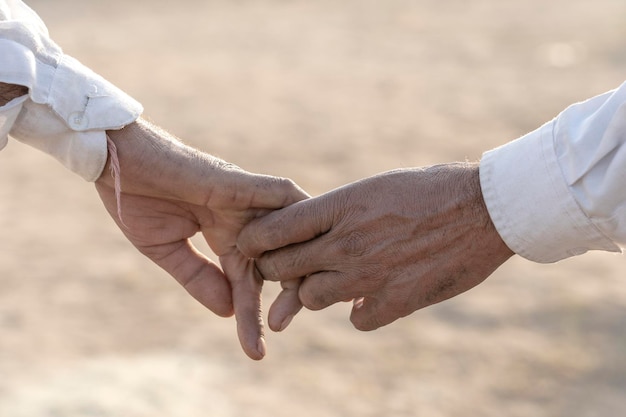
[
  {"x1": 96, "y1": 119, "x2": 308, "y2": 360},
  {"x1": 0, "y1": 82, "x2": 27, "y2": 105},
  {"x1": 238, "y1": 163, "x2": 514, "y2": 332},
  {"x1": 1, "y1": 82, "x2": 307, "y2": 359}
]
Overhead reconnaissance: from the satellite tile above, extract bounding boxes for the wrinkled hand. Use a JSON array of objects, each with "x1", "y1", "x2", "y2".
[
  {"x1": 238, "y1": 163, "x2": 514, "y2": 331},
  {"x1": 96, "y1": 119, "x2": 308, "y2": 359}
]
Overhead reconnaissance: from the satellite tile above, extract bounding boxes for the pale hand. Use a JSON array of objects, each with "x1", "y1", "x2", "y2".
[{"x1": 97, "y1": 119, "x2": 308, "y2": 359}]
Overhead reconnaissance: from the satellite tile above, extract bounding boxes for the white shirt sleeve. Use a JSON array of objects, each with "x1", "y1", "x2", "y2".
[
  {"x1": 0, "y1": 0, "x2": 142, "y2": 181},
  {"x1": 480, "y1": 82, "x2": 626, "y2": 263}
]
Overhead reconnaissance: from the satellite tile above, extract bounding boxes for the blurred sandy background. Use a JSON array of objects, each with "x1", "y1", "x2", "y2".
[{"x1": 1, "y1": 0, "x2": 626, "y2": 416}]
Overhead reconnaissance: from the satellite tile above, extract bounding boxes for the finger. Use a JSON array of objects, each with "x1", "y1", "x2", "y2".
[
  {"x1": 220, "y1": 253, "x2": 266, "y2": 361},
  {"x1": 140, "y1": 239, "x2": 234, "y2": 318},
  {"x1": 350, "y1": 296, "x2": 402, "y2": 331},
  {"x1": 237, "y1": 196, "x2": 333, "y2": 258},
  {"x1": 245, "y1": 173, "x2": 311, "y2": 208},
  {"x1": 254, "y1": 233, "x2": 334, "y2": 282},
  {"x1": 298, "y1": 271, "x2": 360, "y2": 311},
  {"x1": 267, "y1": 278, "x2": 303, "y2": 332}
]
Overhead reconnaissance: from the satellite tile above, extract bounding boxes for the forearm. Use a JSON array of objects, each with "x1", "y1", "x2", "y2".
[{"x1": 0, "y1": 82, "x2": 27, "y2": 106}]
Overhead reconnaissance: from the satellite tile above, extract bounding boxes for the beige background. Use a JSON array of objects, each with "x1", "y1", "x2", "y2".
[{"x1": 1, "y1": 0, "x2": 626, "y2": 415}]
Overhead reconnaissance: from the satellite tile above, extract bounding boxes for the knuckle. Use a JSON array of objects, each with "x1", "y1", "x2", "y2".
[
  {"x1": 270, "y1": 176, "x2": 307, "y2": 202},
  {"x1": 240, "y1": 215, "x2": 284, "y2": 258},
  {"x1": 351, "y1": 296, "x2": 405, "y2": 331},
  {"x1": 287, "y1": 249, "x2": 312, "y2": 274},
  {"x1": 276, "y1": 176, "x2": 298, "y2": 191},
  {"x1": 351, "y1": 312, "x2": 381, "y2": 331},
  {"x1": 298, "y1": 284, "x2": 328, "y2": 311},
  {"x1": 336, "y1": 230, "x2": 370, "y2": 258},
  {"x1": 264, "y1": 175, "x2": 289, "y2": 191},
  {"x1": 280, "y1": 177, "x2": 308, "y2": 198}
]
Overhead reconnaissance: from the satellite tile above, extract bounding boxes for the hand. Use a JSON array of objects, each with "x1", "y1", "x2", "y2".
[
  {"x1": 96, "y1": 119, "x2": 308, "y2": 359},
  {"x1": 238, "y1": 163, "x2": 514, "y2": 331}
]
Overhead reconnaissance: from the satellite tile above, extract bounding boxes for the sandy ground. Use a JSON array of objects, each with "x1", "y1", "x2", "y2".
[{"x1": 1, "y1": 0, "x2": 626, "y2": 416}]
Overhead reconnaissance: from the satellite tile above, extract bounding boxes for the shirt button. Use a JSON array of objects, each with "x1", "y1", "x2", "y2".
[{"x1": 68, "y1": 111, "x2": 89, "y2": 130}]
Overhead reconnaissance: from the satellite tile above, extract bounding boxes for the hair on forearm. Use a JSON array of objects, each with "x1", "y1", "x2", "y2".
[{"x1": 0, "y1": 82, "x2": 28, "y2": 106}]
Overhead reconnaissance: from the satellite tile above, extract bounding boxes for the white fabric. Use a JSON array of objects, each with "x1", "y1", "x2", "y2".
[
  {"x1": 0, "y1": 94, "x2": 26, "y2": 149},
  {"x1": 0, "y1": 0, "x2": 142, "y2": 181},
  {"x1": 480, "y1": 82, "x2": 626, "y2": 263}
]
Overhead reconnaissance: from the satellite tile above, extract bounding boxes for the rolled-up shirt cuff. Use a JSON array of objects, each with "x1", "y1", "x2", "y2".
[
  {"x1": 8, "y1": 52, "x2": 143, "y2": 181},
  {"x1": 1, "y1": 19, "x2": 142, "y2": 181},
  {"x1": 479, "y1": 121, "x2": 620, "y2": 263},
  {"x1": 11, "y1": 100, "x2": 112, "y2": 181}
]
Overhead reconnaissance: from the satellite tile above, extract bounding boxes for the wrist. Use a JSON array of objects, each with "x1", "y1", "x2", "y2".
[
  {"x1": 465, "y1": 162, "x2": 514, "y2": 260},
  {"x1": 98, "y1": 118, "x2": 179, "y2": 198},
  {"x1": 99, "y1": 118, "x2": 227, "y2": 204}
]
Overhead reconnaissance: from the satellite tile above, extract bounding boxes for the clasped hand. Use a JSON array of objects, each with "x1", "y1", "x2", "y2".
[
  {"x1": 238, "y1": 164, "x2": 513, "y2": 332},
  {"x1": 97, "y1": 119, "x2": 307, "y2": 360},
  {"x1": 98, "y1": 121, "x2": 513, "y2": 361}
]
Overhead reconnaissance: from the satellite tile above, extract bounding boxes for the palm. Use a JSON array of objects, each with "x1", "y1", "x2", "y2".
[{"x1": 95, "y1": 182, "x2": 266, "y2": 360}]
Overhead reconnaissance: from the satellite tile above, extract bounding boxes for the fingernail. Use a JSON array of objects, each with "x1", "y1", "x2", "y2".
[
  {"x1": 279, "y1": 314, "x2": 294, "y2": 332},
  {"x1": 257, "y1": 337, "x2": 267, "y2": 358}
]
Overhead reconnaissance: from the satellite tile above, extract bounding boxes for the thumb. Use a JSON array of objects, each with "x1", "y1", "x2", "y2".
[{"x1": 237, "y1": 195, "x2": 333, "y2": 258}]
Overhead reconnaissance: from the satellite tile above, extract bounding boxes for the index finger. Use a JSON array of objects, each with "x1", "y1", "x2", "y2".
[
  {"x1": 220, "y1": 252, "x2": 266, "y2": 361},
  {"x1": 237, "y1": 196, "x2": 333, "y2": 258}
]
